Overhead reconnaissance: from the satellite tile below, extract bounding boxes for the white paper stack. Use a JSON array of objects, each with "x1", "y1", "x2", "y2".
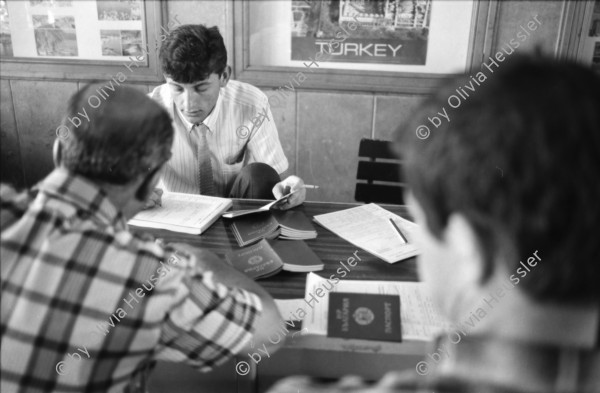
[{"x1": 313, "y1": 203, "x2": 419, "y2": 263}]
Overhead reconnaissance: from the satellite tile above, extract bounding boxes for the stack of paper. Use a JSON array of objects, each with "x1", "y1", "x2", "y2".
[
  {"x1": 128, "y1": 192, "x2": 232, "y2": 235},
  {"x1": 313, "y1": 203, "x2": 418, "y2": 263}
]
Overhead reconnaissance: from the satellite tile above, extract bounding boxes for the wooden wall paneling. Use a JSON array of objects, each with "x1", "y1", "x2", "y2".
[
  {"x1": 264, "y1": 89, "x2": 297, "y2": 175},
  {"x1": 10, "y1": 80, "x2": 78, "y2": 186},
  {"x1": 123, "y1": 84, "x2": 153, "y2": 94},
  {"x1": 374, "y1": 95, "x2": 424, "y2": 143},
  {"x1": 296, "y1": 92, "x2": 373, "y2": 202},
  {"x1": 0, "y1": 79, "x2": 23, "y2": 187}
]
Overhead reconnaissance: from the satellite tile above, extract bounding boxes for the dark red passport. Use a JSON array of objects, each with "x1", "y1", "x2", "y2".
[{"x1": 327, "y1": 292, "x2": 402, "y2": 342}]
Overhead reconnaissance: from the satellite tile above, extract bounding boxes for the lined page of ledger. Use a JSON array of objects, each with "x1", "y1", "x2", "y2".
[
  {"x1": 313, "y1": 203, "x2": 419, "y2": 263},
  {"x1": 128, "y1": 192, "x2": 232, "y2": 235}
]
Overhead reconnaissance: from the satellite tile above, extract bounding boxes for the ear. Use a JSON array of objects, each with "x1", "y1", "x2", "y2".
[
  {"x1": 444, "y1": 213, "x2": 485, "y2": 284},
  {"x1": 219, "y1": 65, "x2": 232, "y2": 87},
  {"x1": 52, "y1": 139, "x2": 62, "y2": 168}
]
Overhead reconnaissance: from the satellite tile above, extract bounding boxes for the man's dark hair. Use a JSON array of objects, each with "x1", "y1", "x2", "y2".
[
  {"x1": 397, "y1": 54, "x2": 600, "y2": 303},
  {"x1": 159, "y1": 24, "x2": 227, "y2": 83},
  {"x1": 59, "y1": 84, "x2": 173, "y2": 185}
]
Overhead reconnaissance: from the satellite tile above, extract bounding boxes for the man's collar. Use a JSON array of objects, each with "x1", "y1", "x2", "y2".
[
  {"x1": 175, "y1": 92, "x2": 222, "y2": 134},
  {"x1": 36, "y1": 168, "x2": 126, "y2": 230}
]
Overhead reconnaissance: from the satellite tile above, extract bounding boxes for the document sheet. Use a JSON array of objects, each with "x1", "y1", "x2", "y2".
[{"x1": 313, "y1": 203, "x2": 419, "y2": 263}]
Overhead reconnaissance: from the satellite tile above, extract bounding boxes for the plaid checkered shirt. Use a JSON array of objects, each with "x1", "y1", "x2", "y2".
[{"x1": 1, "y1": 169, "x2": 262, "y2": 392}]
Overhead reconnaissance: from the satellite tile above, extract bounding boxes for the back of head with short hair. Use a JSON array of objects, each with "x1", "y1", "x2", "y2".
[
  {"x1": 159, "y1": 24, "x2": 227, "y2": 83},
  {"x1": 397, "y1": 54, "x2": 600, "y2": 303},
  {"x1": 59, "y1": 84, "x2": 173, "y2": 185}
]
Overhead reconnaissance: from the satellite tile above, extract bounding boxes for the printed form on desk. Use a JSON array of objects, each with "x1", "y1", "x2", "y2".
[
  {"x1": 277, "y1": 273, "x2": 452, "y2": 341},
  {"x1": 313, "y1": 203, "x2": 419, "y2": 263}
]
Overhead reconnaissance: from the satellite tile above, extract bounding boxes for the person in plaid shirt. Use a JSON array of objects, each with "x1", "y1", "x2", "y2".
[
  {"x1": 268, "y1": 55, "x2": 600, "y2": 393},
  {"x1": 0, "y1": 85, "x2": 284, "y2": 392}
]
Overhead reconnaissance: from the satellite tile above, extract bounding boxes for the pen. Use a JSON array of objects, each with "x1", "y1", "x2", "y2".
[
  {"x1": 303, "y1": 185, "x2": 319, "y2": 189},
  {"x1": 389, "y1": 218, "x2": 408, "y2": 243}
]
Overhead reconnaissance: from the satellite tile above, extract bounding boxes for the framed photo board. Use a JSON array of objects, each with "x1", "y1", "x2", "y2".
[
  {"x1": 0, "y1": 0, "x2": 169, "y2": 82},
  {"x1": 234, "y1": 0, "x2": 499, "y2": 94},
  {"x1": 558, "y1": 0, "x2": 600, "y2": 72}
]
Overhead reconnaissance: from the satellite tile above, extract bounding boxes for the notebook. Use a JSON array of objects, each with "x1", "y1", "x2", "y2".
[
  {"x1": 313, "y1": 203, "x2": 418, "y2": 263},
  {"x1": 225, "y1": 239, "x2": 324, "y2": 279},
  {"x1": 230, "y1": 210, "x2": 317, "y2": 247},
  {"x1": 128, "y1": 192, "x2": 232, "y2": 235}
]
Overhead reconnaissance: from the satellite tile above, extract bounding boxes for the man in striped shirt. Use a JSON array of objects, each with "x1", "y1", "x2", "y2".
[
  {"x1": 149, "y1": 24, "x2": 306, "y2": 208},
  {"x1": 0, "y1": 85, "x2": 284, "y2": 392}
]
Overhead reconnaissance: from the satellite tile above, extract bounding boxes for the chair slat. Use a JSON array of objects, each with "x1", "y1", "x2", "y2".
[
  {"x1": 355, "y1": 184, "x2": 404, "y2": 204},
  {"x1": 357, "y1": 161, "x2": 403, "y2": 182},
  {"x1": 358, "y1": 139, "x2": 397, "y2": 159}
]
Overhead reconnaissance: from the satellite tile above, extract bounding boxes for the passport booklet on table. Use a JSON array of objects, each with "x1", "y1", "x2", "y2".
[
  {"x1": 225, "y1": 239, "x2": 324, "y2": 279},
  {"x1": 229, "y1": 210, "x2": 317, "y2": 247},
  {"x1": 327, "y1": 292, "x2": 402, "y2": 342}
]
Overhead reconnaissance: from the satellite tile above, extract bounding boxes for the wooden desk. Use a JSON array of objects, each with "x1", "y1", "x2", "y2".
[{"x1": 138, "y1": 200, "x2": 426, "y2": 393}]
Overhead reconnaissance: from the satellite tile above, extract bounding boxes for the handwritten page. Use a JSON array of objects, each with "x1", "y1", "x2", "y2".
[
  {"x1": 313, "y1": 203, "x2": 419, "y2": 263},
  {"x1": 128, "y1": 192, "x2": 232, "y2": 235},
  {"x1": 301, "y1": 273, "x2": 452, "y2": 341}
]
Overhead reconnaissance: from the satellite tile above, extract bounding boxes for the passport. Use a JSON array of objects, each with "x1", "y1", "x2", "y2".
[
  {"x1": 327, "y1": 292, "x2": 402, "y2": 342},
  {"x1": 230, "y1": 210, "x2": 317, "y2": 247},
  {"x1": 225, "y1": 239, "x2": 324, "y2": 279},
  {"x1": 225, "y1": 239, "x2": 283, "y2": 279}
]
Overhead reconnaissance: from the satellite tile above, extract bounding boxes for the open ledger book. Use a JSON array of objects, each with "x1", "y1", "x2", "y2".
[
  {"x1": 128, "y1": 192, "x2": 232, "y2": 235},
  {"x1": 313, "y1": 203, "x2": 419, "y2": 263}
]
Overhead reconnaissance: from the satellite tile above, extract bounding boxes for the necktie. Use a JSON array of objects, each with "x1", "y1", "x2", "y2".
[{"x1": 194, "y1": 124, "x2": 215, "y2": 196}]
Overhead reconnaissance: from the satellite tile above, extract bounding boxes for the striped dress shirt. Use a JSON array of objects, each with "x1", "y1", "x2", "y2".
[
  {"x1": 150, "y1": 80, "x2": 289, "y2": 196},
  {"x1": 0, "y1": 169, "x2": 262, "y2": 392}
]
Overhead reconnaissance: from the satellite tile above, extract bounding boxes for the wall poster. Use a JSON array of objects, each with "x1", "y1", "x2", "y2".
[
  {"x1": 0, "y1": 0, "x2": 146, "y2": 63},
  {"x1": 291, "y1": 0, "x2": 431, "y2": 65},
  {"x1": 248, "y1": 0, "x2": 474, "y2": 74}
]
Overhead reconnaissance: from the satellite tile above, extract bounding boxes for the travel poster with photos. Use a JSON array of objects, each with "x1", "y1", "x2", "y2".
[
  {"x1": 2, "y1": 0, "x2": 145, "y2": 62},
  {"x1": 291, "y1": 0, "x2": 431, "y2": 65},
  {"x1": 1, "y1": 0, "x2": 14, "y2": 57}
]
